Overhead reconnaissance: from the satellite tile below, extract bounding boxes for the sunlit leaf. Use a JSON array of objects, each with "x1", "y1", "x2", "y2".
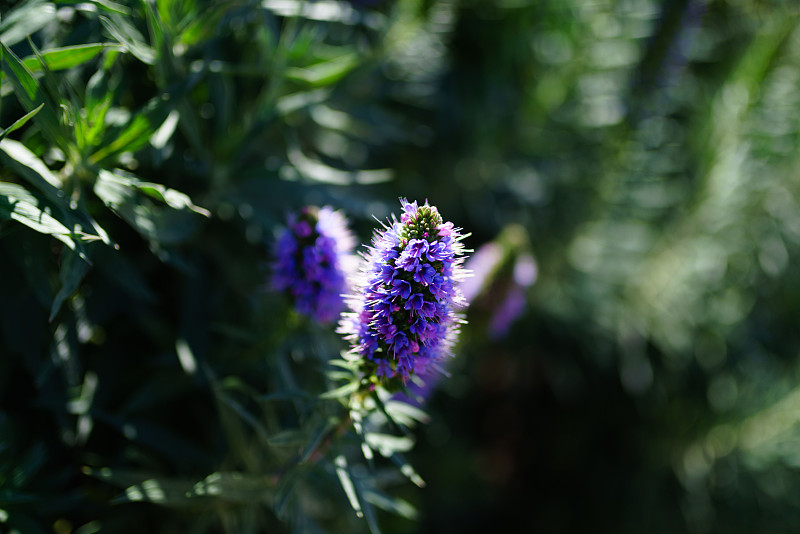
[
  {"x1": 334, "y1": 455, "x2": 363, "y2": 518},
  {"x1": 0, "y1": 1, "x2": 56, "y2": 47},
  {"x1": 0, "y1": 40, "x2": 66, "y2": 147},
  {"x1": 285, "y1": 53, "x2": 360, "y2": 87},
  {"x1": 319, "y1": 380, "x2": 360, "y2": 399},
  {"x1": 0, "y1": 182, "x2": 77, "y2": 252},
  {"x1": 21, "y1": 44, "x2": 121, "y2": 73},
  {"x1": 364, "y1": 433, "x2": 414, "y2": 456},
  {"x1": 99, "y1": 14, "x2": 156, "y2": 65},
  {"x1": 361, "y1": 488, "x2": 418, "y2": 520}
]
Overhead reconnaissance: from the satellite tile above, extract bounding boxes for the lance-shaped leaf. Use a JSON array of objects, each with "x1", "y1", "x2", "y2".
[
  {"x1": 0, "y1": 103, "x2": 43, "y2": 142},
  {"x1": 0, "y1": 44, "x2": 122, "y2": 87},
  {"x1": 0, "y1": 182, "x2": 76, "y2": 252},
  {"x1": 89, "y1": 94, "x2": 174, "y2": 164},
  {"x1": 99, "y1": 14, "x2": 155, "y2": 65},
  {"x1": 0, "y1": 40, "x2": 68, "y2": 148},
  {"x1": 0, "y1": 139, "x2": 112, "y2": 247},
  {"x1": 0, "y1": 1, "x2": 56, "y2": 47},
  {"x1": 94, "y1": 169, "x2": 210, "y2": 246},
  {"x1": 50, "y1": 248, "x2": 90, "y2": 321}
]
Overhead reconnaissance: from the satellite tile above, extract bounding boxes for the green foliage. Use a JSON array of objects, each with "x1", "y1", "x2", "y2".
[
  {"x1": 0, "y1": 0, "x2": 428, "y2": 532},
  {"x1": 5, "y1": 0, "x2": 800, "y2": 533}
]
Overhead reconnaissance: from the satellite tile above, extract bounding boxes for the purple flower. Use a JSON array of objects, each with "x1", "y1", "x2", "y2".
[
  {"x1": 338, "y1": 199, "x2": 469, "y2": 386},
  {"x1": 273, "y1": 206, "x2": 356, "y2": 324},
  {"x1": 461, "y1": 226, "x2": 537, "y2": 340}
]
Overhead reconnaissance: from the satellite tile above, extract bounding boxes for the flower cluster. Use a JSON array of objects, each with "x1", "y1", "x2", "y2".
[
  {"x1": 273, "y1": 206, "x2": 356, "y2": 324},
  {"x1": 339, "y1": 199, "x2": 468, "y2": 386}
]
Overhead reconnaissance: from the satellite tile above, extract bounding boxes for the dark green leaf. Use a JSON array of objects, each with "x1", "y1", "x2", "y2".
[
  {"x1": 0, "y1": 140, "x2": 111, "y2": 248},
  {"x1": 49, "y1": 248, "x2": 90, "y2": 321},
  {"x1": 267, "y1": 429, "x2": 307, "y2": 447},
  {"x1": 0, "y1": 40, "x2": 67, "y2": 147},
  {"x1": 1, "y1": 40, "x2": 39, "y2": 100},
  {"x1": 299, "y1": 419, "x2": 337, "y2": 463},
  {"x1": 89, "y1": 94, "x2": 173, "y2": 163},
  {"x1": 353, "y1": 479, "x2": 383, "y2": 534},
  {"x1": 0, "y1": 103, "x2": 44, "y2": 142}
]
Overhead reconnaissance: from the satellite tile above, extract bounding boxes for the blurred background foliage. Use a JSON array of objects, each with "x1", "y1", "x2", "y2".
[{"x1": 3, "y1": 0, "x2": 800, "y2": 532}]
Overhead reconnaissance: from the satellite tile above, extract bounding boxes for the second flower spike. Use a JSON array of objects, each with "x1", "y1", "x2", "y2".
[{"x1": 273, "y1": 206, "x2": 356, "y2": 324}]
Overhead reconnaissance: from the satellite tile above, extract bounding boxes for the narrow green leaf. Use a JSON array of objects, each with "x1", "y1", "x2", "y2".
[
  {"x1": 328, "y1": 359, "x2": 359, "y2": 371},
  {"x1": 99, "y1": 15, "x2": 155, "y2": 65},
  {"x1": 334, "y1": 455, "x2": 363, "y2": 518},
  {"x1": 89, "y1": 94, "x2": 173, "y2": 163},
  {"x1": 353, "y1": 479, "x2": 383, "y2": 534},
  {"x1": 273, "y1": 468, "x2": 298, "y2": 520},
  {"x1": 276, "y1": 88, "x2": 331, "y2": 117},
  {"x1": 21, "y1": 44, "x2": 122, "y2": 73},
  {"x1": 261, "y1": 0, "x2": 383, "y2": 27},
  {"x1": 95, "y1": 168, "x2": 210, "y2": 218},
  {"x1": 267, "y1": 429, "x2": 307, "y2": 447},
  {"x1": 0, "y1": 141, "x2": 112, "y2": 248},
  {"x1": 141, "y1": 0, "x2": 166, "y2": 69},
  {"x1": 299, "y1": 419, "x2": 337, "y2": 463},
  {"x1": 26, "y1": 36, "x2": 70, "y2": 140},
  {"x1": 90, "y1": 472, "x2": 199, "y2": 506},
  {"x1": 319, "y1": 380, "x2": 360, "y2": 399},
  {"x1": 390, "y1": 453, "x2": 426, "y2": 488},
  {"x1": 0, "y1": 182, "x2": 76, "y2": 252},
  {"x1": 0, "y1": 138, "x2": 61, "y2": 191},
  {"x1": 0, "y1": 103, "x2": 44, "y2": 142},
  {"x1": 362, "y1": 488, "x2": 418, "y2": 520},
  {"x1": 149, "y1": 109, "x2": 179, "y2": 149},
  {"x1": 188, "y1": 471, "x2": 274, "y2": 502},
  {"x1": 177, "y1": 5, "x2": 227, "y2": 48},
  {"x1": 0, "y1": 40, "x2": 66, "y2": 146},
  {"x1": 83, "y1": 62, "x2": 118, "y2": 148},
  {"x1": 175, "y1": 338, "x2": 197, "y2": 375},
  {"x1": 0, "y1": 2, "x2": 56, "y2": 47},
  {"x1": 50, "y1": 248, "x2": 90, "y2": 321},
  {"x1": 383, "y1": 399, "x2": 431, "y2": 426},
  {"x1": 0, "y1": 40, "x2": 38, "y2": 100},
  {"x1": 82, "y1": 0, "x2": 131, "y2": 16},
  {"x1": 285, "y1": 53, "x2": 360, "y2": 87},
  {"x1": 364, "y1": 433, "x2": 415, "y2": 456}
]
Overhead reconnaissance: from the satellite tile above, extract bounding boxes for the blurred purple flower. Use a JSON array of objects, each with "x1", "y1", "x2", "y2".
[
  {"x1": 273, "y1": 206, "x2": 356, "y2": 324},
  {"x1": 338, "y1": 199, "x2": 469, "y2": 386},
  {"x1": 463, "y1": 226, "x2": 537, "y2": 340},
  {"x1": 460, "y1": 242, "x2": 503, "y2": 303}
]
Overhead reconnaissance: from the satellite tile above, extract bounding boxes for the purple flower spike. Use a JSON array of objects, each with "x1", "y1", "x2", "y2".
[
  {"x1": 273, "y1": 206, "x2": 356, "y2": 324},
  {"x1": 338, "y1": 198, "x2": 469, "y2": 386}
]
